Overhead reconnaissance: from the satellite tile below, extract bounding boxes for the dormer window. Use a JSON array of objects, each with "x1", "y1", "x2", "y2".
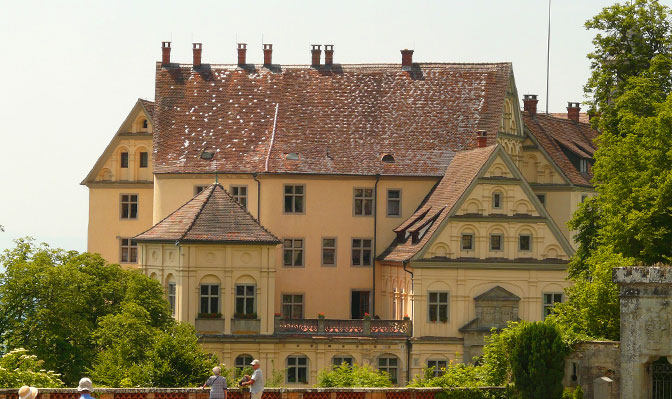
[
  {"x1": 492, "y1": 192, "x2": 502, "y2": 209},
  {"x1": 579, "y1": 158, "x2": 588, "y2": 173},
  {"x1": 381, "y1": 154, "x2": 395, "y2": 163},
  {"x1": 286, "y1": 153, "x2": 299, "y2": 161},
  {"x1": 200, "y1": 150, "x2": 215, "y2": 160}
]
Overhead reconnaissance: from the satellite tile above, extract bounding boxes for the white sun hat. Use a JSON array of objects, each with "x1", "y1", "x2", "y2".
[
  {"x1": 77, "y1": 377, "x2": 94, "y2": 392},
  {"x1": 18, "y1": 386, "x2": 38, "y2": 399},
  {"x1": 250, "y1": 359, "x2": 260, "y2": 365}
]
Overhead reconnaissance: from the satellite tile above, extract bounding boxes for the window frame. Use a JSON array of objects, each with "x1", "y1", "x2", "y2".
[
  {"x1": 199, "y1": 284, "x2": 220, "y2": 315},
  {"x1": 283, "y1": 238, "x2": 305, "y2": 268},
  {"x1": 332, "y1": 356, "x2": 354, "y2": 368},
  {"x1": 120, "y1": 151, "x2": 129, "y2": 168},
  {"x1": 427, "y1": 291, "x2": 450, "y2": 323},
  {"x1": 321, "y1": 237, "x2": 337, "y2": 267},
  {"x1": 378, "y1": 356, "x2": 399, "y2": 384},
  {"x1": 282, "y1": 293, "x2": 304, "y2": 319},
  {"x1": 353, "y1": 187, "x2": 374, "y2": 217},
  {"x1": 235, "y1": 354, "x2": 254, "y2": 372},
  {"x1": 286, "y1": 355, "x2": 309, "y2": 384},
  {"x1": 283, "y1": 184, "x2": 306, "y2": 214},
  {"x1": 542, "y1": 292, "x2": 563, "y2": 319},
  {"x1": 142, "y1": 119, "x2": 149, "y2": 129},
  {"x1": 386, "y1": 189, "x2": 402, "y2": 218},
  {"x1": 120, "y1": 194, "x2": 138, "y2": 219},
  {"x1": 235, "y1": 284, "x2": 256, "y2": 316},
  {"x1": 461, "y1": 233, "x2": 474, "y2": 251},
  {"x1": 167, "y1": 282, "x2": 176, "y2": 315},
  {"x1": 489, "y1": 234, "x2": 503, "y2": 251},
  {"x1": 519, "y1": 234, "x2": 532, "y2": 252},
  {"x1": 351, "y1": 237, "x2": 373, "y2": 267},
  {"x1": 119, "y1": 238, "x2": 138, "y2": 263},
  {"x1": 427, "y1": 359, "x2": 448, "y2": 377},
  {"x1": 492, "y1": 192, "x2": 502, "y2": 210},
  {"x1": 579, "y1": 158, "x2": 588, "y2": 173},
  {"x1": 230, "y1": 185, "x2": 248, "y2": 209},
  {"x1": 139, "y1": 152, "x2": 149, "y2": 168}
]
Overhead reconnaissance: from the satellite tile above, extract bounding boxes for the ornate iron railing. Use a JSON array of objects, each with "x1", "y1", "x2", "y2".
[{"x1": 274, "y1": 318, "x2": 411, "y2": 336}]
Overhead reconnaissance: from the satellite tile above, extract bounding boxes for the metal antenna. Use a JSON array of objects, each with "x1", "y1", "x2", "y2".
[{"x1": 546, "y1": 0, "x2": 552, "y2": 114}]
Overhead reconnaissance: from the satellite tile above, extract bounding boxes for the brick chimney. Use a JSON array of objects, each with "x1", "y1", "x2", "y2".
[
  {"x1": 324, "y1": 45, "x2": 334, "y2": 66},
  {"x1": 311, "y1": 45, "x2": 321, "y2": 67},
  {"x1": 161, "y1": 42, "x2": 171, "y2": 65},
  {"x1": 192, "y1": 43, "x2": 202, "y2": 67},
  {"x1": 237, "y1": 43, "x2": 247, "y2": 66},
  {"x1": 401, "y1": 49, "x2": 414, "y2": 70},
  {"x1": 477, "y1": 130, "x2": 488, "y2": 148},
  {"x1": 567, "y1": 102, "x2": 581, "y2": 122},
  {"x1": 263, "y1": 44, "x2": 273, "y2": 66},
  {"x1": 523, "y1": 94, "x2": 538, "y2": 116}
]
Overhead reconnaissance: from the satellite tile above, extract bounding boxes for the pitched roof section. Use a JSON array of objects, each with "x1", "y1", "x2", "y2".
[
  {"x1": 523, "y1": 112, "x2": 598, "y2": 187},
  {"x1": 153, "y1": 62, "x2": 512, "y2": 176},
  {"x1": 138, "y1": 98, "x2": 155, "y2": 121},
  {"x1": 379, "y1": 145, "x2": 498, "y2": 262},
  {"x1": 134, "y1": 184, "x2": 280, "y2": 244},
  {"x1": 549, "y1": 112, "x2": 590, "y2": 124}
]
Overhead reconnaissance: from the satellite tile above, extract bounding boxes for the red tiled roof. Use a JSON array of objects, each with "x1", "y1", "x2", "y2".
[
  {"x1": 549, "y1": 112, "x2": 590, "y2": 124},
  {"x1": 379, "y1": 145, "x2": 498, "y2": 262},
  {"x1": 523, "y1": 112, "x2": 598, "y2": 187},
  {"x1": 153, "y1": 62, "x2": 512, "y2": 176},
  {"x1": 134, "y1": 184, "x2": 280, "y2": 244},
  {"x1": 138, "y1": 98, "x2": 155, "y2": 121}
]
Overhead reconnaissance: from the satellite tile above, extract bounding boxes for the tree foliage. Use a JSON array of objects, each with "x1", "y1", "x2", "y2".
[
  {"x1": 316, "y1": 363, "x2": 393, "y2": 387},
  {"x1": 0, "y1": 348, "x2": 63, "y2": 388}
]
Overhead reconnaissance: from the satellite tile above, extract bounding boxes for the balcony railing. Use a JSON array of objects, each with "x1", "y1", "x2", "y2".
[{"x1": 274, "y1": 318, "x2": 411, "y2": 337}]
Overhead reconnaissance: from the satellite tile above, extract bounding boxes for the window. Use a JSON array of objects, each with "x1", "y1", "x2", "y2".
[
  {"x1": 235, "y1": 355, "x2": 254, "y2": 372},
  {"x1": 235, "y1": 284, "x2": 255, "y2": 316},
  {"x1": 536, "y1": 194, "x2": 546, "y2": 205},
  {"x1": 139, "y1": 152, "x2": 148, "y2": 168},
  {"x1": 351, "y1": 238, "x2": 372, "y2": 266},
  {"x1": 519, "y1": 235, "x2": 532, "y2": 251},
  {"x1": 492, "y1": 192, "x2": 502, "y2": 209},
  {"x1": 142, "y1": 119, "x2": 148, "y2": 129},
  {"x1": 168, "y1": 282, "x2": 176, "y2": 315},
  {"x1": 286, "y1": 152, "x2": 300, "y2": 161},
  {"x1": 543, "y1": 293, "x2": 563, "y2": 319},
  {"x1": 282, "y1": 294, "x2": 304, "y2": 319},
  {"x1": 378, "y1": 356, "x2": 399, "y2": 384},
  {"x1": 287, "y1": 356, "x2": 308, "y2": 383},
  {"x1": 283, "y1": 239, "x2": 304, "y2": 267},
  {"x1": 322, "y1": 238, "x2": 336, "y2": 266},
  {"x1": 461, "y1": 234, "x2": 474, "y2": 250},
  {"x1": 579, "y1": 158, "x2": 588, "y2": 173},
  {"x1": 427, "y1": 360, "x2": 448, "y2": 377},
  {"x1": 581, "y1": 194, "x2": 588, "y2": 203},
  {"x1": 354, "y1": 188, "x2": 374, "y2": 216},
  {"x1": 200, "y1": 284, "x2": 219, "y2": 314},
  {"x1": 120, "y1": 152, "x2": 129, "y2": 168},
  {"x1": 381, "y1": 154, "x2": 395, "y2": 163},
  {"x1": 387, "y1": 189, "x2": 401, "y2": 217},
  {"x1": 428, "y1": 291, "x2": 449, "y2": 322},
  {"x1": 490, "y1": 234, "x2": 503, "y2": 251},
  {"x1": 333, "y1": 356, "x2": 354, "y2": 367},
  {"x1": 195, "y1": 185, "x2": 208, "y2": 195},
  {"x1": 230, "y1": 185, "x2": 248, "y2": 209},
  {"x1": 120, "y1": 194, "x2": 138, "y2": 219},
  {"x1": 284, "y1": 185, "x2": 305, "y2": 213},
  {"x1": 120, "y1": 238, "x2": 137, "y2": 263}
]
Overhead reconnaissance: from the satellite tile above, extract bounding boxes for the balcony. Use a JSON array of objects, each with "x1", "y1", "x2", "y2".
[
  {"x1": 274, "y1": 318, "x2": 411, "y2": 337},
  {"x1": 195, "y1": 317, "x2": 226, "y2": 334},
  {"x1": 231, "y1": 318, "x2": 261, "y2": 334}
]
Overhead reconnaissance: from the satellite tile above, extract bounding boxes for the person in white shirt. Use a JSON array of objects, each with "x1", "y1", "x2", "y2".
[{"x1": 242, "y1": 359, "x2": 264, "y2": 399}]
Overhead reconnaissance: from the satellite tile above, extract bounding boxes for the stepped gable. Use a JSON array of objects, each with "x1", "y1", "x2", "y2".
[
  {"x1": 379, "y1": 145, "x2": 497, "y2": 262},
  {"x1": 523, "y1": 112, "x2": 598, "y2": 187},
  {"x1": 153, "y1": 62, "x2": 511, "y2": 176},
  {"x1": 134, "y1": 184, "x2": 280, "y2": 244}
]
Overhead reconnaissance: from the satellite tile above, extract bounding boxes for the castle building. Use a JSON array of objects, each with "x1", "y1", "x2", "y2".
[{"x1": 82, "y1": 42, "x2": 597, "y2": 385}]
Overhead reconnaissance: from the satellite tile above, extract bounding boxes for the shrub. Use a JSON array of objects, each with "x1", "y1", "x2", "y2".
[
  {"x1": 316, "y1": 363, "x2": 392, "y2": 387},
  {"x1": 0, "y1": 348, "x2": 64, "y2": 388}
]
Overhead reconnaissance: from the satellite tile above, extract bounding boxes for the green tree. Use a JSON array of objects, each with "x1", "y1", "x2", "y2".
[
  {"x1": 316, "y1": 363, "x2": 393, "y2": 387},
  {"x1": 0, "y1": 348, "x2": 63, "y2": 388},
  {"x1": 509, "y1": 322, "x2": 566, "y2": 399}
]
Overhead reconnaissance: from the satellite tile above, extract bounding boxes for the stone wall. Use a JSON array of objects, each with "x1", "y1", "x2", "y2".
[{"x1": 564, "y1": 341, "x2": 620, "y2": 399}]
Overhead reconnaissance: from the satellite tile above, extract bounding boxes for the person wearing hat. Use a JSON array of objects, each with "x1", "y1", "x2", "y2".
[
  {"x1": 77, "y1": 377, "x2": 95, "y2": 399},
  {"x1": 241, "y1": 359, "x2": 263, "y2": 399},
  {"x1": 202, "y1": 366, "x2": 227, "y2": 399},
  {"x1": 18, "y1": 386, "x2": 38, "y2": 399}
]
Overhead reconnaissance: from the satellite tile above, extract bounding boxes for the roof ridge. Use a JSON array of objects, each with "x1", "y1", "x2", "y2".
[{"x1": 180, "y1": 185, "x2": 218, "y2": 241}]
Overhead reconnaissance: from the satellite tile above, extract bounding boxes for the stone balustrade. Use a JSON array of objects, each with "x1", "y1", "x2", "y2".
[{"x1": 274, "y1": 319, "x2": 412, "y2": 337}]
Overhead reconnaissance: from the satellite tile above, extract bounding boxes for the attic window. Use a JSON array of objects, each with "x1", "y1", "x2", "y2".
[
  {"x1": 579, "y1": 158, "x2": 588, "y2": 173},
  {"x1": 381, "y1": 154, "x2": 395, "y2": 163},
  {"x1": 286, "y1": 153, "x2": 300, "y2": 161},
  {"x1": 200, "y1": 150, "x2": 215, "y2": 160},
  {"x1": 142, "y1": 119, "x2": 148, "y2": 129}
]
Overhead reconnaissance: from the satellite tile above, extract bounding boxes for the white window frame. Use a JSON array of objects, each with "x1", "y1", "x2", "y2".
[
  {"x1": 427, "y1": 291, "x2": 449, "y2": 323},
  {"x1": 353, "y1": 187, "x2": 374, "y2": 216},
  {"x1": 283, "y1": 238, "x2": 304, "y2": 267},
  {"x1": 378, "y1": 356, "x2": 399, "y2": 384},
  {"x1": 230, "y1": 185, "x2": 248, "y2": 209},
  {"x1": 543, "y1": 292, "x2": 563, "y2": 319},
  {"x1": 386, "y1": 189, "x2": 402, "y2": 217}
]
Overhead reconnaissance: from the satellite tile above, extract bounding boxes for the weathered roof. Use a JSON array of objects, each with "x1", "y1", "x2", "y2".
[
  {"x1": 379, "y1": 145, "x2": 498, "y2": 262},
  {"x1": 523, "y1": 112, "x2": 598, "y2": 187},
  {"x1": 138, "y1": 98, "x2": 155, "y2": 121},
  {"x1": 549, "y1": 112, "x2": 590, "y2": 124},
  {"x1": 153, "y1": 62, "x2": 512, "y2": 176},
  {"x1": 134, "y1": 183, "x2": 280, "y2": 244}
]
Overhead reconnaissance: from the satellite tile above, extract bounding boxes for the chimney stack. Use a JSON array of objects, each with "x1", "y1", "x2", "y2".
[
  {"x1": 477, "y1": 130, "x2": 488, "y2": 148},
  {"x1": 237, "y1": 43, "x2": 247, "y2": 66},
  {"x1": 324, "y1": 45, "x2": 334, "y2": 66},
  {"x1": 523, "y1": 94, "x2": 539, "y2": 116},
  {"x1": 263, "y1": 44, "x2": 273, "y2": 66},
  {"x1": 567, "y1": 102, "x2": 581, "y2": 122},
  {"x1": 401, "y1": 49, "x2": 414, "y2": 70},
  {"x1": 311, "y1": 44, "x2": 321, "y2": 67},
  {"x1": 161, "y1": 42, "x2": 171, "y2": 65},
  {"x1": 192, "y1": 43, "x2": 202, "y2": 67}
]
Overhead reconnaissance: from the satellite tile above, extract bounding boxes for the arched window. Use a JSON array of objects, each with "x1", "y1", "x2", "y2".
[
  {"x1": 381, "y1": 154, "x2": 395, "y2": 163},
  {"x1": 287, "y1": 355, "x2": 308, "y2": 383},
  {"x1": 332, "y1": 355, "x2": 353, "y2": 368},
  {"x1": 378, "y1": 355, "x2": 399, "y2": 384},
  {"x1": 235, "y1": 354, "x2": 254, "y2": 372},
  {"x1": 142, "y1": 119, "x2": 148, "y2": 129}
]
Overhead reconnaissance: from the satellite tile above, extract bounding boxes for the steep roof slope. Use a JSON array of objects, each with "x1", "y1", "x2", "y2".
[
  {"x1": 134, "y1": 184, "x2": 280, "y2": 244},
  {"x1": 153, "y1": 62, "x2": 512, "y2": 176},
  {"x1": 523, "y1": 112, "x2": 598, "y2": 187}
]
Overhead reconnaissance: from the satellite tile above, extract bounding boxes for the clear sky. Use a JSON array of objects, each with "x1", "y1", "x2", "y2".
[{"x1": 0, "y1": 0, "x2": 651, "y2": 253}]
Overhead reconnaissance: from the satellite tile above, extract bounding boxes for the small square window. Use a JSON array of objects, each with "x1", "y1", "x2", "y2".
[
  {"x1": 519, "y1": 235, "x2": 531, "y2": 251},
  {"x1": 536, "y1": 194, "x2": 546, "y2": 205},
  {"x1": 387, "y1": 189, "x2": 401, "y2": 217},
  {"x1": 139, "y1": 152, "x2": 149, "y2": 168},
  {"x1": 490, "y1": 234, "x2": 502, "y2": 251},
  {"x1": 354, "y1": 188, "x2": 374, "y2": 216},
  {"x1": 461, "y1": 234, "x2": 474, "y2": 250},
  {"x1": 427, "y1": 360, "x2": 448, "y2": 377},
  {"x1": 322, "y1": 238, "x2": 336, "y2": 266},
  {"x1": 120, "y1": 152, "x2": 129, "y2": 168}
]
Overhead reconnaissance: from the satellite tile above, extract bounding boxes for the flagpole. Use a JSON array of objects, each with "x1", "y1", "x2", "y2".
[{"x1": 546, "y1": 0, "x2": 552, "y2": 114}]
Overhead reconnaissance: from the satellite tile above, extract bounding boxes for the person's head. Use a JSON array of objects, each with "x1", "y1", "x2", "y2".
[
  {"x1": 250, "y1": 359, "x2": 260, "y2": 370},
  {"x1": 213, "y1": 366, "x2": 221, "y2": 376},
  {"x1": 18, "y1": 386, "x2": 38, "y2": 399},
  {"x1": 77, "y1": 377, "x2": 94, "y2": 394}
]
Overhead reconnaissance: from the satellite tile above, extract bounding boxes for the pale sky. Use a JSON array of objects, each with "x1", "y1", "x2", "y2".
[{"x1": 0, "y1": 0, "x2": 654, "y2": 253}]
